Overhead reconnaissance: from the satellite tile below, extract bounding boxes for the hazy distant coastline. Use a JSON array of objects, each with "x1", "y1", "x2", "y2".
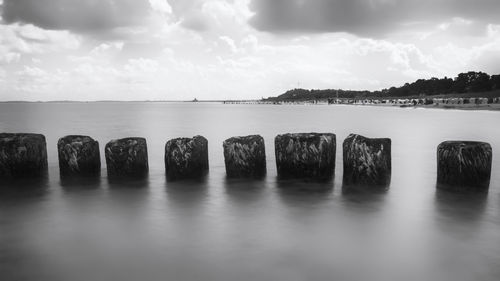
[
  {"x1": 3, "y1": 71, "x2": 500, "y2": 112},
  {"x1": 264, "y1": 71, "x2": 500, "y2": 102}
]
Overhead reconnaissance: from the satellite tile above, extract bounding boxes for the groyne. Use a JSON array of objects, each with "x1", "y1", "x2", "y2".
[{"x1": 0, "y1": 132, "x2": 493, "y2": 191}]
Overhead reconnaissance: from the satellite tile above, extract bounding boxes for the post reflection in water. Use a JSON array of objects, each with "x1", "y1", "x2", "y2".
[
  {"x1": 223, "y1": 178, "x2": 267, "y2": 205},
  {"x1": 428, "y1": 189, "x2": 495, "y2": 281},
  {"x1": 60, "y1": 174, "x2": 102, "y2": 190}
]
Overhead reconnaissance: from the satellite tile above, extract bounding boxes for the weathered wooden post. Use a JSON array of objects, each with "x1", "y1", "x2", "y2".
[
  {"x1": 343, "y1": 134, "x2": 391, "y2": 186},
  {"x1": 223, "y1": 135, "x2": 266, "y2": 178},
  {"x1": 437, "y1": 141, "x2": 492, "y2": 191},
  {"x1": 275, "y1": 133, "x2": 336, "y2": 180},
  {"x1": 0, "y1": 133, "x2": 48, "y2": 178},
  {"x1": 105, "y1": 137, "x2": 148, "y2": 177},
  {"x1": 165, "y1": 135, "x2": 208, "y2": 180},
  {"x1": 58, "y1": 135, "x2": 100, "y2": 177}
]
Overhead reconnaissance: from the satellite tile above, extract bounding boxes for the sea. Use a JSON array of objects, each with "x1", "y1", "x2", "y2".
[{"x1": 0, "y1": 102, "x2": 499, "y2": 281}]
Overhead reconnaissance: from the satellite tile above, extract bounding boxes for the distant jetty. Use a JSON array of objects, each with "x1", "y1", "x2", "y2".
[{"x1": 221, "y1": 97, "x2": 500, "y2": 110}]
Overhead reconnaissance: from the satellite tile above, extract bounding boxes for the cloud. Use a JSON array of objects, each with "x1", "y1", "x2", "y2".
[
  {"x1": 2, "y1": 0, "x2": 153, "y2": 34},
  {"x1": 149, "y1": 0, "x2": 172, "y2": 14},
  {"x1": 249, "y1": 0, "x2": 500, "y2": 37},
  {"x1": 0, "y1": 68, "x2": 5, "y2": 83},
  {"x1": 167, "y1": 0, "x2": 252, "y2": 35},
  {"x1": 0, "y1": 23, "x2": 81, "y2": 59},
  {"x1": 0, "y1": 52, "x2": 20, "y2": 63},
  {"x1": 433, "y1": 38, "x2": 500, "y2": 74},
  {"x1": 219, "y1": 36, "x2": 238, "y2": 53}
]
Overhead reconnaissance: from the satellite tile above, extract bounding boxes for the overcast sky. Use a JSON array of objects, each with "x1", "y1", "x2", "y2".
[{"x1": 1, "y1": 0, "x2": 500, "y2": 101}]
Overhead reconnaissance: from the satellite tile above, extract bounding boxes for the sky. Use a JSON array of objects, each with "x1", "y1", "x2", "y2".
[{"x1": 1, "y1": 0, "x2": 500, "y2": 101}]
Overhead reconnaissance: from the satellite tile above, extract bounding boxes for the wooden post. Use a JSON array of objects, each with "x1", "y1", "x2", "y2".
[
  {"x1": 165, "y1": 136, "x2": 208, "y2": 180},
  {"x1": 275, "y1": 133, "x2": 336, "y2": 180},
  {"x1": 0, "y1": 133, "x2": 48, "y2": 178},
  {"x1": 437, "y1": 141, "x2": 492, "y2": 191},
  {"x1": 58, "y1": 135, "x2": 100, "y2": 177},
  {"x1": 105, "y1": 137, "x2": 148, "y2": 177},
  {"x1": 343, "y1": 134, "x2": 391, "y2": 186},
  {"x1": 223, "y1": 135, "x2": 266, "y2": 178}
]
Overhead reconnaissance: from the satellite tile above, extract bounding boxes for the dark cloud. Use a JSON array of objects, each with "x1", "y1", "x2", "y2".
[
  {"x1": 181, "y1": 15, "x2": 210, "y2": 32},
  {"x1": 167, "y1": 0, "x2": 200, "y2": 16},
  {"x1": 249, "y1": 0, "x2": 500, "y2": 37},
  {"x1": 2, "y1": 0, "x2": 152, "y2": 33},
  {"x1": 166, "y1": 0, "x2": 210, "y2": 32}
]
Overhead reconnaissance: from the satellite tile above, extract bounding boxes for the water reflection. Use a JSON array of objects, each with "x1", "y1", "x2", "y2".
[
  {"x1": 107, "y1": 176, "x2": 150, "y2": 189},
  {"x1": 60, "y1": 174, "x2": 102, "y2": 190},
  {"x1": 341, "y1": 183, "x2": 390, "y2": 194},
  {"x1": 166, "y1": 171, "x2": 208, "y2": 183},
  {"x1": 338, "y1": 183, "x2": 389, "y2": 223},
  {"x1": 104, "y1": 177, "x2": 152, "y2": 214},
  {"x1": 275, "y1": 178, "x2": 333, "y2": 208},
  {"x1": 223, "y1": 178, "x2": 266, "y2": 204},
  {"x1": 435, "y1": 182, "x2": 490, "y2": 193},
  {"x1": 434, "y1": 188, "x2": 488, "y2": 224},
  {"x1": 429, "y1": 189, "x2": 492, "y2": 281},
  {"x1": 0, "y1": 172, "x2": 50, "y2": 199},
  {"x1": 165, "y1": 177, "x2": 209, "y2": 210}
]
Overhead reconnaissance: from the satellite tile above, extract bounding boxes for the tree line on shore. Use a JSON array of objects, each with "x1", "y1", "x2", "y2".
[{"x1": 265, "y1": 71, "x2": 500, "y2": 101}]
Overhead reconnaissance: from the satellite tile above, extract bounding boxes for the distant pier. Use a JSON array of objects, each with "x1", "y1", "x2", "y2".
[
  {"x1": 221, "y1": 97, "x2": 500, "y2": 108},
  {"x1": 222, "y1": 100, "x2": 328, "y2": 105}
]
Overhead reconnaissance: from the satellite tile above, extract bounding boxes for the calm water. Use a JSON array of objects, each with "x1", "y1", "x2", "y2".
[{"x1": 0, "y1": 102, "x2": 499, "y2": 281}]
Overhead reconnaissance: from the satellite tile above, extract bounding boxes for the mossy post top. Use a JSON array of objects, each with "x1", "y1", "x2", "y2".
[
  {"x1": 0, "y1": 132, "x2": 46, "y2": 141},
  {"x1": 106, "y1": 137, "x2": 147, "y2": 145},
  {"x1": 343, "y1": 133, "x2": 391, "y2": 145},
  {"x1": 438, "y1": 140, "x2": 491, "y2": 149},
  {"x1": 275, "y1": 132, "x2": 336, "y2": 140},
  {"x1": 223, "y1": 134, "x2": 264, "y2": 144},
  {"x1": 58, "y1": 135, "x2": 98, "y2": 144}
]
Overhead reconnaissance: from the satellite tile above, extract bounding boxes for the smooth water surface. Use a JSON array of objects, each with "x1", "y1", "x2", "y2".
[{"x1": 1, "y1": 102, "x2": 499, "y2": 281}]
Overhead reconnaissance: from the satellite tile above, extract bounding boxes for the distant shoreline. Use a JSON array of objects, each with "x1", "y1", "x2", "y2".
[
  {"x1": 223, "y1": 101, "x2": 500, "y2": 111},
  {"x1": 1, "y1": 99, "x2": 499, "y2": 111},
  {"x1": 344, "y1": 103, "x2": 500, "y2": 111}
]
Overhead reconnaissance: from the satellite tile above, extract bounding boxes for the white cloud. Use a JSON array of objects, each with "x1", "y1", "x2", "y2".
[
  {"x1": 0, "y1": 23, "x2": 81, "y2": 55},
  {"x1": 0, "y1": 68, "x2": 6, "y2": 83},
  {"x1": 90, "y1": 42, "x2": 124, "y2": 56},
  {"x1": 219, "y1": 36, "x2": 238, "y2": 53},
  {"x1": 149, "y1": 0, "x2": 172, "y2": 14},
  {"x1": 0, "y1": 51, "x2": 20, "y2": 63},
  {"x1": 432, "y1": 39, "x2": 500, "y2": 74},
  {"x1": 487, "y1": 24, "x2": 500, "y2": 37},
  {"x1": 125, "y1": 58, "x2": 159, "y2": 74}
]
